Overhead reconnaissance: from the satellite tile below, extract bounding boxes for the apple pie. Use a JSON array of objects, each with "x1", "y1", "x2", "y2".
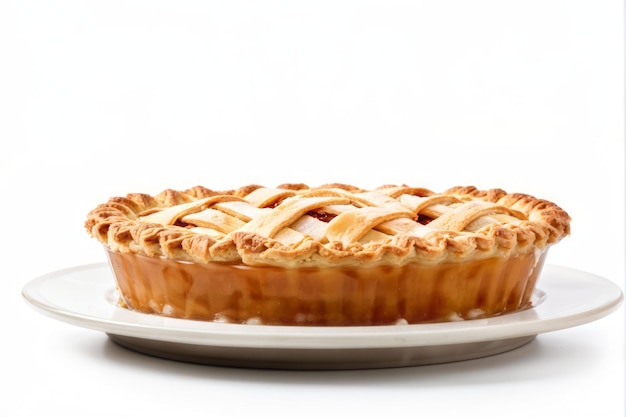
[{"x1": 85, "y1": 183, "x2": 571, "y2": 326}]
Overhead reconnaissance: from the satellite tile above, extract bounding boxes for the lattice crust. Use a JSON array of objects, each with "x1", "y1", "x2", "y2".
[{"x1": 85, "y1": 184, "x2": 571, "y2": 267}]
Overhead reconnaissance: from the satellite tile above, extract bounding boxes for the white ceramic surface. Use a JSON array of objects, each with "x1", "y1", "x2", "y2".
[{"x1": 22, "y1": 263, "x2": 623, "y2": 369}]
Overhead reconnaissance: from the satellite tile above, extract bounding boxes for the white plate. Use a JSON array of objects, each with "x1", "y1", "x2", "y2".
[{"x1": 22, "y1": 263, "x2": 623, "y2": 370}]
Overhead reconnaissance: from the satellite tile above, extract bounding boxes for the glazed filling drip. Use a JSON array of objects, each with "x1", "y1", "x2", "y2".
[
  {"x1": 417, "y1": 215, "x2": 434, "y2": 225},
  {"x1": 306, "y1": 210, "x2": 338, "y2": 223},
  {"x1": 174, "y1": 219, "x2": 193, "y2": 228}
]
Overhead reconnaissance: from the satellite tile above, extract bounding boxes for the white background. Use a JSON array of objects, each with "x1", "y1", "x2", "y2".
[{"x1": 1, "y1": 1, "x2": 624, "y2": 416}]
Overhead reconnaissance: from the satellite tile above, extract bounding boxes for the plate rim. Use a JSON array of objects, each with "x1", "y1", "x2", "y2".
[{"x1": 22, "y1": 262, "x2": 624, "y2": 350}]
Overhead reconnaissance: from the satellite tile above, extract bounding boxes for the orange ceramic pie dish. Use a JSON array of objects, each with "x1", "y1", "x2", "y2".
[{"x1": 85, "y1": 183, "x2": 570, "y2": 326}]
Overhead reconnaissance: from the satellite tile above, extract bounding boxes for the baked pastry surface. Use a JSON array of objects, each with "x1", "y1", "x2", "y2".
[{"x1": 85, "y1": 183, "x2": 570, "y2": 268}]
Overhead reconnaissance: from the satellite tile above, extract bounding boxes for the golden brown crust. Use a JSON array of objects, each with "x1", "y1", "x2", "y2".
[{"x1": 85, "y1": 184, "x2": 571, "y2": 267}]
